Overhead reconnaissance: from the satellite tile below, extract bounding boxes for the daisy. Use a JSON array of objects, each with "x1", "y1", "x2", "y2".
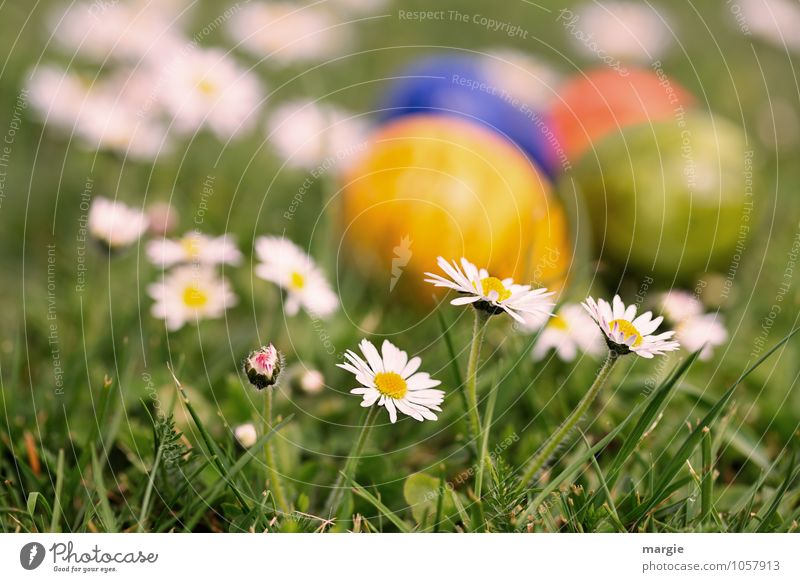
[
  {"x1": 254, "y1": 236, "x2": 339, "y2": 318},
  {"x1": 265, "y1": 99, "x2": 368, "y2": 170},
  {"x1": 658, "y1": 291, "x2": 728, "y2": 361},
  {"x1": 530, "y1": 303, "x2": 604, "y2": 362},
  {"x1": 88, "y1": 197, "x2": 148, "y2": 250},
  {"x1": 234, "y1": 423, "x2": 258, "y2": 447},
  {"x1": 480, "y1": 48, "x2": 561, "y2": 110},
  {"x1": 49, "y1": 0, "x2": 188, "y2": 64},
  {"x1": 568, "y1": 1, "x2": 673, "y2": 63},
  {"x1": 659, "y1": 290, "x2": 704, "y2": 323},
  {"x1": 338, "y1": 339, "x2": 444, "y2": 423},
  {"x1": 27, "y1": 65, "x2": 87, "y2": 131},
  {"x1": 148, "y1": 265, "x2": 237, "y2": 331},
  {"x1": 583, "y1": 295, "x2": 679, "y2": 358},
  {"x1": 146, "y1": 232, "x2": 243, "y2": 267},
  {"x1": 159, "y1": 47, "x2": 263, "y2": 140},
  {"x1": 424, "y1": 256, "x2": 554, "y2": 323},
  {"x1": 226, "y1": 2, "x2": 349, "y2": 65},
  {"x1": 736, "y1": 0, "x2": 800, "y2": 52}
]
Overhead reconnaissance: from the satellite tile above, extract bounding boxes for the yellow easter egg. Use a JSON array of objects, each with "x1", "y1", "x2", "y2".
[{"x1": 341, "y1": 115, "x2": 571, "y2": 302}]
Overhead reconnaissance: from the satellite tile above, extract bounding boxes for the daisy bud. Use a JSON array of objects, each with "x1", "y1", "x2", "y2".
[
  {"x1": 244, "y1": 344, "x2": 283, "y2": 389},
  {"x1": 234, "y1": 423, "x2": 257, "y2": 447}
]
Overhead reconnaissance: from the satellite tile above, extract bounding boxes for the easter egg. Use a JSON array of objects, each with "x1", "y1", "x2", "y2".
[
  {"x1": 341, "y1": 115, "x2": 572, "y2": 302},
  {"x1": 378, "y1": 54, "x2": 560, "y2": 178},
  {"x1": 550, "y1": 67, "x2": 696, "y2": 163},
  {"x1": 571, "y1": 113, "x2": 750, "y2": 279}
]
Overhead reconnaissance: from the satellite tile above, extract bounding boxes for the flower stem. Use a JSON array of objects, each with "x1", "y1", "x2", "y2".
[
  {"x1": 521, "y1": 351, "x2": 619, "y2": 484},
  {"x1": 326, "y1": 405, "x2": 379, "y2": 520},
  {"x1": 465, "y1": 309, "x2": 490, "y2": 447},
  {"x1": 264, "y1": 388, "x2": 290, "y2": 513}
]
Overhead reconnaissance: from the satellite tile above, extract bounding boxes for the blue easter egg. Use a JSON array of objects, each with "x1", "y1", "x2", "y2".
[{"x1": 378, "y1": 54, "x2": 560, "y2": 178}]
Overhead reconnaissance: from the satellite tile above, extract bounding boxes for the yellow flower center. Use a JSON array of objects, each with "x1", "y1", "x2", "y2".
[
  {"x1": 181, "y1": 236, "x2": 202, "y2": 258},
  {"x1": 549, "y1": 314, "x2": 569, "y2": 330},
  {"x1": 373, "y1": 371, "x2": 407, "y2": 400},
  {"x1": 290, "y1": 271, "x2": 305, "y2": 290},
  {"x1": 197, "y1": 79, "x2": 217, "y2": 96},
  {"x1": 609, "y1": 319, "x2": 642, "y2": 347},
  {"x1": 477, "y1": 276, "x2": 511, "y2": 302},
  {"x1": 182, "y1": 285, "x2": 209, "y2": 308}
]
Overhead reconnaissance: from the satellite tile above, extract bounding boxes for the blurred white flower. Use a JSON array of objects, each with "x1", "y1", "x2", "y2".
[
  {"x1": 328, "y1": 0, "x2": 391, "y2": 15},
  {"x1": 531, "y1": 304, "x2": 604, "y2": 362},
  {"x1": 255, "y1": 236, "x2": 339, "y2": 318},
  {"x1": 583, "y1": 295, "x2": 680, "y2": 359},
  {"x1": 146, "y1": 202, "x2": 179, "y2": 236},
  {"x1": 148, "y1": 265, "x2": 237, "y2": 331},
  {"x1": 736, "y1": 0, "x2": 800, "y2": 52},
  {"x1": 88, "y1": 197, "x2": 148, "y2": 250},
  {"x1": 659, "y1": 290, "x2": 704, "y2": 323},
  {"x1": 266, "y1": 99, "x2": 368, "y2": 170},
  {"x1": 159, "y1": 47, "x2": 263, "y2": 140},
  {"x1": 658, "y1": 291, "x2": 728, "y2": 361},
  {"x1": 226, "y1": 2, "x2": 349, "y2": 65},
  {"x1": 49, "y1": 0, "x2": 188, "y2": 63},
  {"x1": 338, "y1": 339, "x2": 444, "y2": 423},
  {"x1": 27, "y1": 65, "x2": 87, "y2": 130},
  {"x1": 146, "y1": 232, "x2": 243, "y2": 267},
  {"x1": 425, "y1": 257, "x2": 554, "y2": 324},
  {"x1": 567, "y1": 2, "x2": 673, "y2": 62},
  {"x1": 27, "y1": 66, "x2": 171, "y2": 160},
  {"x1": 234, "y1": 423, "x2": 258, "y2": 447},
  {"x1": 480, "y1": 48, "x2": 561, "y2": 110},
  {"x1": 299, "y1": 369, "x2": 325, "y2": 394}
]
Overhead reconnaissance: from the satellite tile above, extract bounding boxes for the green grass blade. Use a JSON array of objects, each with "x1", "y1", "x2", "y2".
[
  {"x1": 628, "y1": 326, "x2": 800, "y2": 524},
  {"x1": 349, "y1": 477, "x2": 412, "y2": 533}
]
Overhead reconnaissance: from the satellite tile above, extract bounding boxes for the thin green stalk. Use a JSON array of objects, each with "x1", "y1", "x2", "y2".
[
  {"x1": 521, "y1": 351, "x2": 619, "y2": 484},
  {"x1": 465, "y1": 309, "x2": 490, "y2": 445},
  {"x1": 700, "y1": 426, "x2": 713, "y2": 523},
  {"x1": 264, "y1": 388, "x2": 290, "y2": 513},
  {"x1": 49, "y1": 449, "x2": 65, "y2": 532},
  {"x1": 326, "y1": 405, "x2": 379, "y2": 519}
]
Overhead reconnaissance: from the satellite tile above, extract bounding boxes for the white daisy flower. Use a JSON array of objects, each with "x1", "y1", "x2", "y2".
[
  {"x1": 254, "y1": 236, "x2": 339, "y2": 318},
  {"x1": 148, "y1": 265, "x2": 237, "y2": 331},
  {"x1": 27, "y1": 66, "x2": 171, "y2": 160},
  {"x1": 480, "y1": 48, "x2": 561, "y2": 110},
  {"x1": 88, "y1": 197, "x2": 148, "y2": 250},
  {"x1": 736, "y1": 0, "x2": 800, "y2": 52},
  {"x1": 146, "y1": 232, "x2": 243, "y2": 268},
  {"x1": 530, "y1": 304, "x2": 604, "y2": 362},
  {"x1": 583, "y1": 295, "x2": 679, "y2": 359},
  {"x1": 159, "y1": 47, "x2": 263, "y2": 140},
  {"x1": 424, "y1": 257, "x2": 554, "y2": 324},
  {"x1": 49, "y1": 0, "x2": 188, "y2": 64},
  {"x1": 658, "y1": 291, "x2": 728, "y2": 361},
  {"x1": 299, "y1": 369, "x2": 325, "y2": 394},
  {"x1": 226, "y1": 2, "x2": 349, "y2": 65},
  {"x1": 265, "y1": 99, "x2": 368, "y2": 170},
  {"x1": 568, "y1": 2, "x2": 673, "y2": 62},
  {"x1": 27, "y1": 65, "x2": 87, "y2": 130},
  {"x1": 659, "y1": 290, "x2": 704, "y2": 324},
  {"x1": 234, "y1": 423, "x2": 258, "y2": 447},
  {"x1": 338, "y1": 339, "x2": 444, "y2": 424}
]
